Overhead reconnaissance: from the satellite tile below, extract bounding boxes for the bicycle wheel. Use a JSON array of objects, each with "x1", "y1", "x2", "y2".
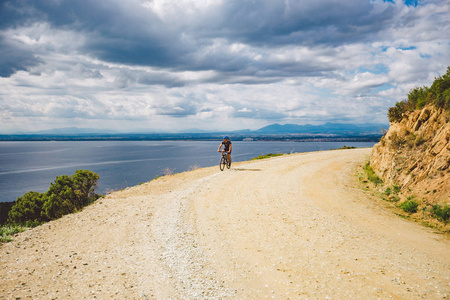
[{"x1": 220, "y1": 156, "x2": 226, "y2": 171}]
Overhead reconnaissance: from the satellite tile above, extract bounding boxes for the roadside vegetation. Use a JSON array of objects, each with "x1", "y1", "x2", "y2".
[
  {"x1": 1, "y1": 170, "x2": 101, "y2": 243},
  {"x1": 388, "y1": 66, "x2": 450, "y2": 123},
  {"x1": 361, "y1": 67, "x2": 450, "y2": 232},
  {"x1": 334, "y1": 145, "x2": 357, "y2": 150},
  {"x1": 359, "y1": 162, "x2": 449, "y2": 232},
  {"x1": 251, "y1": 153, "x2": 284, "y2": 160}
]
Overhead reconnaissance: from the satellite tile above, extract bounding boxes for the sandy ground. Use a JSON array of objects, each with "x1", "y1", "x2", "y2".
[{"x1": 1, "y1": 148, "x2": 449, "y2": 299}]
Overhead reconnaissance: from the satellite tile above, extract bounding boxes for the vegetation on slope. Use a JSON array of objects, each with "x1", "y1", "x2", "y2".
[
  {"x1": 1, "y1": 170, "x2": 101, "y2": 243},
  {"x1": 251, "y1": 153, "x2": 284, "y2": 160},
  {"x1": 388, "y1": 67, "x2": 450, "y2": 123},
  {"x1": 368, "y1": 67, "x2": 450, "y2": 231}
]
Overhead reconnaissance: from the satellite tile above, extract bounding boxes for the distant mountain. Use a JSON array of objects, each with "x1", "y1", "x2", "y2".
[
  {"x1": 254, "y1": 123, "x2": 388, "y2": 135},
  {"x1": 1, "y1": 123, "x2": 387, "y2": 141},
  {"x1": 32, "y1": 127, "x2": 118, "y2": 135}
]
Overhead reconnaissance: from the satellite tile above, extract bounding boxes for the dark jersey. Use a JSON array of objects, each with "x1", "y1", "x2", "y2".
[{"x1": 222, "y1": 140, "x2": 232, "y2": 151}]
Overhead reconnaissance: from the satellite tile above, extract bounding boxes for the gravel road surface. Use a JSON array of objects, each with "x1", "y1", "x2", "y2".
[{"x1": 1, "y1": 148, "x2": 449, "y2": 299}]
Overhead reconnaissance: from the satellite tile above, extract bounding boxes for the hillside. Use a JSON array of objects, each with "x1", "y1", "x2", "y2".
[
  {"x1": 2, "y1": 149, "x2": 450, "y2": 298},
  {"x1": 371, "y1": 105, "x2": 450, "y2": 206},
  {"x1": 370, "y1": 67, "x2": 450, "y2": 228}
]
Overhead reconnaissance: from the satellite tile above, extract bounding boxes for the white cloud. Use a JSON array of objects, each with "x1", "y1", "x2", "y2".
[{"x1": 0, "y1": 0, "x2": 449, "y2": 133}]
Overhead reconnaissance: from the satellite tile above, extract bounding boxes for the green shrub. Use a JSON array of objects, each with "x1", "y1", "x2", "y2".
[
  {"x1": 392, "y1": 185, "x2": 401, "y2": 194},
  {"x1": 0, "y1": 202, "x2": 16, "y2": 225},
  {"x1": 432, "y1": 204, "x2": 450, "y2": 224},
  {"x1": 364, "y1": 162, "x2": 383, "y2": 186},
  {"x1": 337, "y1": 145, "x2": 357, "y2": 150},
  {"x1": 0, "y1": 225, "x2": 27, "y2": 243},
  {"x1": 391, "y1": 196, "x2": 400, "y2": 202},
  {"x1": 408, "y1": 86, "x2": 430, "y2": 109},
  {"x1": 400, "y1": 197, "x2": 419, "y2": 213},
  {"x1": 388, "y1": 100, "x2": 409, "y2": 123},
  {"x1": 251, "y1": 153, "x2": 283, "y2": 160},
  {"x1": 72, "y1": 170, "x2": 100, "y2": 208},
  {"x1": 8, "y1": 191, "x2": 48, "y2": 225},
  {"x1": 42, "y1": 170, "x2": 100, "y2": 220},
  {"x1": 388, "y1": 66, "x2": 450, "y2": 123},
  {"x1": 8, "y1": 170, "x2": 100, "y2": 224}
]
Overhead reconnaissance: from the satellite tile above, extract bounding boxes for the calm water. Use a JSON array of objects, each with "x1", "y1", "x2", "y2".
[{"x1": 0, "y1": 140, "x2": 376, "y2": 202}]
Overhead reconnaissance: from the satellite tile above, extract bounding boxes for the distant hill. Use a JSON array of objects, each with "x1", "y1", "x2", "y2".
[
  {"x1": 0, "y1": 123, "x2": 387, "y2": 141},
  {"x1": 255, "y1": 123, "x2": 387, "y2": 135},
  {"x1": 32, "y1": 127, "x2": 118, "y2": 135}
]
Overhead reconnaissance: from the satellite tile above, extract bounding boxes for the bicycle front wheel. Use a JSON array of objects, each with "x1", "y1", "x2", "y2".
[{"x1": 220, "y1": 156, "x2": 226, "y2": 171}]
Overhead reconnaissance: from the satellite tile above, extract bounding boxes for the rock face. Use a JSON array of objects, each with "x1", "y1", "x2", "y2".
[{"x1": 370, "y1": 105, "x2": 450, "y2": 204}]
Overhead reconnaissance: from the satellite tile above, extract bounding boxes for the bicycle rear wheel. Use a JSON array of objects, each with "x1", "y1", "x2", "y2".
[{"x1": 220, "y1": 156, "x2": 226, "y2": 171}]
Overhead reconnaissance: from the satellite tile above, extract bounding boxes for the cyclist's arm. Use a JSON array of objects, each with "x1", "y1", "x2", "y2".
[
  {"x1": 218, "y1": 143, "x2": 222, "y2": 152},
  {"x1": 228, "y1": 144, "x2": 232, "y2": 153}
]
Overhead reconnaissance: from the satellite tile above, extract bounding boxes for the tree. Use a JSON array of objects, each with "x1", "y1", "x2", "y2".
[
  {"x1": 7, "y1": 170, "x2": 101, "y2": 223},
  {"x1": 8, "y1": 191, "x2": 47, "y2": 225},
  {"x1": 430, "y1": 66, "x2": 450, "y2": 109},
  {"x1": 388, "y1": 66, "x2": 450, "y2": 123},
  {"x1": 41, "y1": 175, "x2": 77, "y2": 220},
  {"x1": 72, "y1": 170, "x2": 100, "y2": 209},
  {"x1": 407, "y1": 86, "x2": 429, "y2": 109}
]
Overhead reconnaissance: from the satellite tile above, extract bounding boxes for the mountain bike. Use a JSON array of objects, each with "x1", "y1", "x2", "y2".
[{"x1": 220, "y1": 151, "x2": 231, "y2": 171}]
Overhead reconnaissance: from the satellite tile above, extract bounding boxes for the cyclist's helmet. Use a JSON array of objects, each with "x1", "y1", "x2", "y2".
[{"x1": 223, "y1": 135, "x2": 229, "y2": 140}]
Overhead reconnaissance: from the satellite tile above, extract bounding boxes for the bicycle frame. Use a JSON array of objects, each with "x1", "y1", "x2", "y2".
[{"x1": 219, "y1": 151, "x2": 231, "y2": 171}]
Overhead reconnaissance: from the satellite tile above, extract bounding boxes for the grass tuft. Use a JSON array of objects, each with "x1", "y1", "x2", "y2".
[
  {"x1": 251, "y1": 153, "x2": 283, "y2": 160},
  {"x1": 364, "y1": 162, "x2": 383, "y2": 186},
  {"x1": 399, "y1": 197, "x2": 419, "y2": 213},
  {"x1": 0, "y1": 224, "x2": 28, "y2": 243},
  {"x1": 335, "y1": 145, "x2": 357, "y2": 150},
  {"x1": 432, "y1": 204, "x2": 450, "y2": 224}
]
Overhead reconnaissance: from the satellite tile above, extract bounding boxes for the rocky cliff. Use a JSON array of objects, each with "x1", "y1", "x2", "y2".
[{"x1": 370, "y1": 105, "x2": 450, "y2": 205}]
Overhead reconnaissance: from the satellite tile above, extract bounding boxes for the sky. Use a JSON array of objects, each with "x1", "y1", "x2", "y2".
[{"x1": 0, "y1": 0, "x2": 449, "y2": 133}]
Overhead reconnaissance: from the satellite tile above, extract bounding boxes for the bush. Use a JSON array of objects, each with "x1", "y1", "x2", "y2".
[
  {"x1": 400, "y1": 197, "x2": 419, "y2": 213},
  {"x1": 42, "y1": 170, "x2": 100, "y2": 220},
  {"x1": 0, "y1": 225, "x2": 28, "y2": 243},
  {"x1": 432, "y1": 204, "x2": 450, "y2": 224},
  {"x1": 0, "y1": 202, "x2": 16, "y2": 225},
  {"x1": 388, "y1": 100, "x2": 409, "y2": 123},
  {"x1": 8, "y1": 170, "x2": 100, "y2": 224},
  {"x1": 8, "y1": 191, "x2": 48, "y2": 225},
  {"x1": 72, "y1": 170, "x2": 100, "y2": 209},
  {"x1": 364, "y1": 162, "x2": 383, "y2": 186},
  {"x1": 388, "y1": 66, "x2": 450, "y2": 123},
  {"x1": 408, "y1": 86, "x2": 430, "y2": 109},
  {"x1": 337, "y1": 145, "x2": 357, "y2": 150}
]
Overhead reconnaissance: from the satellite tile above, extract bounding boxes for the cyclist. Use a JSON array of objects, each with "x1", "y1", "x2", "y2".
[{"x1": 218, "y1": 136, "x2": 232, "y2": 166}]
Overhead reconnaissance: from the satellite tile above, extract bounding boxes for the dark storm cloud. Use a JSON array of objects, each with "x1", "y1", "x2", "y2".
[
  {"x1": 212, "y1": 0, "x2": 396, "y2": 46},
  {"x1": 0, "y1": 0, "x2": 403, "y2": 76},
  {"x1": 0, "y1": 35, "x2": 42, "y2": 77},
  {"x1": 0, "y1": 0, "x2": 182, "y2": 70}
]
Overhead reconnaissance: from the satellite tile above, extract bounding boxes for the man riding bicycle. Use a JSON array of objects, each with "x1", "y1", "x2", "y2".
[{"x1": 218, "y1": 136, "x2": 232, "y2": 166}]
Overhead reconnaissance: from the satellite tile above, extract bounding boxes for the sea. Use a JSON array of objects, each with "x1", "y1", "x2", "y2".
[{"x1": 0, "y1": 140, "x2": 376, "y2": 203}]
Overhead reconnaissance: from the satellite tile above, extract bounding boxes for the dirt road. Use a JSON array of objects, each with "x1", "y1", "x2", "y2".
[{"x1": 1, "y1": 148, "x2": 449, "y2": 299}]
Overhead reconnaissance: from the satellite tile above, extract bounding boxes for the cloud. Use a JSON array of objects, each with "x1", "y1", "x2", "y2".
[
  {"x1": 0, "y1": 34, "x2": 42, "y2": 77},
  {"x1": 0, "y1": 0, "x2": 449, "y2": 132}
]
